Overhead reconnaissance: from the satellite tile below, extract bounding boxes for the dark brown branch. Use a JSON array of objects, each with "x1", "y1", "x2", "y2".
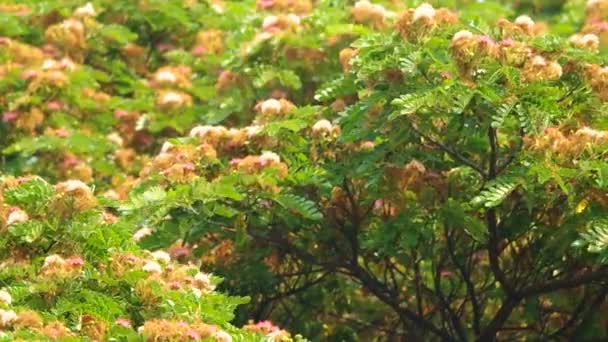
[
  {"x1": 476, "y1": 297, "x2": 520, "y2": 342},
  {"x1": 444, "y1": 225, "x2": 481, "y2": 335},
  {"x1": 496, "y1": 127, "x2": 524, "y2": 175},
  {"x1": 349, "y1": 263, "x2": 456, "y2": 341},
  {"x1": 520, "y1": 267, "x2": 608, "y2": 297},
  {"x1": 408, "y1": 122, "x2": 487, "y2": 178},
  {"x1": 432, "y1": 258, "x2": 468, "y2": 342}
]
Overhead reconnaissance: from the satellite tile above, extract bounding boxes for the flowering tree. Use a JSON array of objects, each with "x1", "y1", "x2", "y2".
[{"x1": 2, "y1": 0, "x2": 608, "y2": 341}]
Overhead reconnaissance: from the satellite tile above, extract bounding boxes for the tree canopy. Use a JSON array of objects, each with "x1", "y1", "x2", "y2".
[{"x1": 2, "y1": 0, "x2": 608, "y2": 340}]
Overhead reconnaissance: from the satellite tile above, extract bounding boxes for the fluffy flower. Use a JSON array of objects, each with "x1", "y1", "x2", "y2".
[
  {"x1": 413, "y1": 3, "x2": 436, "y2": 22},
  {"x1": 151, "y1": 250, "x2": 171, "y2": 263},
  {"x1": 60, "y1": 179, "x2": 90, "y2": 192},
  {"x1": 66, "y1": 256, "x2": 85, "y2": 267},
  {"x1": 0, "y1": 309, "x2": 17, "y2": 327},
  {"x1": 213, "y1": 330, "x2": 232, "y2": 342},
  {"x1": 194, "y1": 272, "x2": 216, "y2": 292},
  {"x1": 514, "y1": 15, "x2": 534, "y2": 29},
  {"x1": 259, "y1": 151, "x2": 281, "y2": 164},
  {"x1": 154, "y1": 70, "x2": 177, "y2": 84},
  {"x1": 160, "y1": 92, "x2": 183, "y2": 105},
  {"x1": 312, "y1": 119, "x2": 333, "y2": 133},
  {"x1": 0, "y1": 290, "x2": 12, "y2": 305},
  {"x1": 351, "y1": 0, "x2": 386, "y2": 26},
  {"x1": 74, "y1": 2, "x2": 96, "y2": 17},
  {"x1": 143, "y1": 261, "x2": 162, "y2": 274},
  {"x1": 107, "y1": 132, "x2": 124, "y2": 146},
  {"x1": 43, "y1": 254, "x2": 67, "y2": 269},
  {"x1": 7, "y1": 207, "x2": 28, "y2": 225},
  {"x1": 115, "y1": 318, "x2": 131, "y2": 327},
  {"x1": 133, "y1": 227, "x2": 153, "y2": 242},
  {"x1": 570, "y1": 33, "x2": 600, "y2": 51},
  {"x1": 260, "y1": 99, "x2": 282, "y2": 116},
  {"x1": 189, "y1": 125, "x2": 227, "y2": 138},
  {"x1": 452, "y1": 30, "x2": 473, "y2": 42}
]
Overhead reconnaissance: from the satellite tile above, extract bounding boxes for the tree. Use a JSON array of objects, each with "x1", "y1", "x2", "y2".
[{"x1": 2, "y1": 0, "x2": 608, "y2": 341}]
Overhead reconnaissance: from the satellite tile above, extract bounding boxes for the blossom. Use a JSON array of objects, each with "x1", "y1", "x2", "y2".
[
  {"x1": 59, "y1": 19, "x2": 84, "y2": 33},
  {"x1": 0, "y1": 309, "x2": 17, "y2": 327},
  {"x1": 191, "y1": 287, "x2": 202, "y2": 298},
  {"x1": 115, "y1": 318, "x2": 131, "y2": 327},
  {"x1": 570, "y1": 33, "x2": 600, "y2": 51},
  {"x1": 259, "y1": 151, "x2": 281, "y2": 164},
  {"x1": 187, "y1": 330, "x2": 201, "y2": 339},
  {"x1": 133, "y1": 227, "x2": 153, "y2": 242},
  {"x1": 194, "y1": 272, "x2": 216, "y2": 291},
  {"x1": 59, "y1": 179, "x2": 90, "y2": 193},
  {"x1": 351, "y1": 0, "x2": 386, "y2": 25},
  {"x1": 2, "y1": 111, "x2": 17, "y2": 123},
  {"x1": 160, "y1": 92, "x2": 184, "y2": 106},
  {"x1": 244, "y1": 125, "x2": 263, "y2": 137},
  {"x1": 312, "y1": 119, "x2": 333, "y2": 134},
  {"x1": 213, "y1": 330, "x2": 232, "y2": 342},
  {"x1": 452, "y1": 30, "x2": 473, "y2": 43},
  {"x1": 151, "y1": 250, "x2": 171, "y2": 263},
  {"x1": 107, "y1": 132, "x2": 124, "y2": 146},
  {"x1": 413, "y1": 3, "x2": 436, "y2": 22},
  {"x1": 360, "y1": 141, "x2": 376, "y2": 150},
  {"x1": 0, "y1": 290, "x2": 12, "y2": 305},
  {"x1": 154, "y1": 70, "x2": 177, "y2": 84},
  {"x1": 143, "y1": 261, "x2": 162, "y2": 274},
  {"x1": 7, "y1": 207, "x2": 28, "y2": 225},
  {"x1": 66, "y1": 256, "x2": 85, "y2": 267},
  {"x1": 189, "y1": 125, "x2": 227, "y2": 138},
  {"x1": 43, "y1": 254, "x2": 67, "y2": 269},
  {"x1": 74, "y1": 2, "x2": 96, "y2": 17},
  {"x1": 260, "y1": 99, "x2": 282, "y2": 115},
  {"x1": 531, "y1": 55, "x2": 547, "y2": 66},
  {"x1": 514, "y1": 15, "x2": 534, "y2": 29}
]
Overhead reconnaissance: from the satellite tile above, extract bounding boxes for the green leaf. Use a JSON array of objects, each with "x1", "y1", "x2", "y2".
[
  {"x1": 471, "y1": 179, "x2": 519, "y2": 208},
  {"x1": 272, "y1": 194, "x2": 323, "y2": 221},
  {"x1": 99, "y1": 24, "x2": 137, "y2": 45}
]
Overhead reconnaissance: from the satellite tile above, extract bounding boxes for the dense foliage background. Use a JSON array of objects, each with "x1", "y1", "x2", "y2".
[{"x1": 2, "y1": 0, "x2": 608, "y2": 340}]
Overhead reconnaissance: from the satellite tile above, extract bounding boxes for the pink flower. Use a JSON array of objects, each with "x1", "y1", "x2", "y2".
[
  {"x1": 2, "y1": 111, "x2": 18, "y2": 123},
  {"x1": 21, "y1": 69, "x2": 37, "y2": 80},
  {"x1": 592, "y1": 21, "x2": 608, "y2": 31},
  {"x1": 56, "y1": 128, "x2": 69, "y2": 138},
  {"x1": 169, "y1": 281, "x2": 182, "y2": 290},
  {"x1": 156, "y1": 43, "x2": 175, "y2": 52},
  {"x1": 500, "y1": 38, "x2": 514, "y2": 47},
  {"x1": 114, "y1": 110, "x2": 130, "y2": 119},
  {"x1": 187, "y1": 330, "x2": 201, "y2": 340},
  {"x1": 360, "y1": 141, "x2": 375, "y2": 150},
  {"x1": 66, "y1": 256, "x2": 85, "y2": 266},
  {"x1": 115, "y1": 318, "x2": 131, "y2": 327},
  {"x1": 477, "y1": 35, "x2": 494, "y2": 45},
  {"x1": 183, "y1": 163, "x2": 196, "y2": 172},
  {"x1": 62, "y1": 156, "x2": 81, "y2": 168},
  {"x1": 133, "y1": 227, "x2": 152, "y2": 242},
  {"x1": 46, "y1": 101, "x2": 62, "y2": 111},
  {"x1": 374, "y1": 199, "x2": 384, "y2": 210},
  {"x1": 192, "y1": 45, "x2": 207, "y2": 57},
  {"x1": 257, "y1": 0, "x2": 275, "y2": 9},
  {"x1": 256, "y1": 320, "x2": 279, "y2": 332}
]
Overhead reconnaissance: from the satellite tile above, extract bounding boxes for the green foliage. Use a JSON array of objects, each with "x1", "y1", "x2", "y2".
[{"x1": 2, "y1": 0, "x2": 608, "y2": 340}]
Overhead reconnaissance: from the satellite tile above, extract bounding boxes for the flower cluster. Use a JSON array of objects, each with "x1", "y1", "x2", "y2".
[
  {"x1": 0, "y1": 177, "x2": 270, "y2": 341},
  {"x1": 583, "y1": 63, "x2": 608, "y2": 100},
  {"x1": 244, "y1": 320, "x2": 292, "y2": 341},
  {"x1": 396, "y1": 3, "x2": 458, "y2": 42},
  {"x1": 526, "y1": 127, "x2": 608, "y2": 160}
]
